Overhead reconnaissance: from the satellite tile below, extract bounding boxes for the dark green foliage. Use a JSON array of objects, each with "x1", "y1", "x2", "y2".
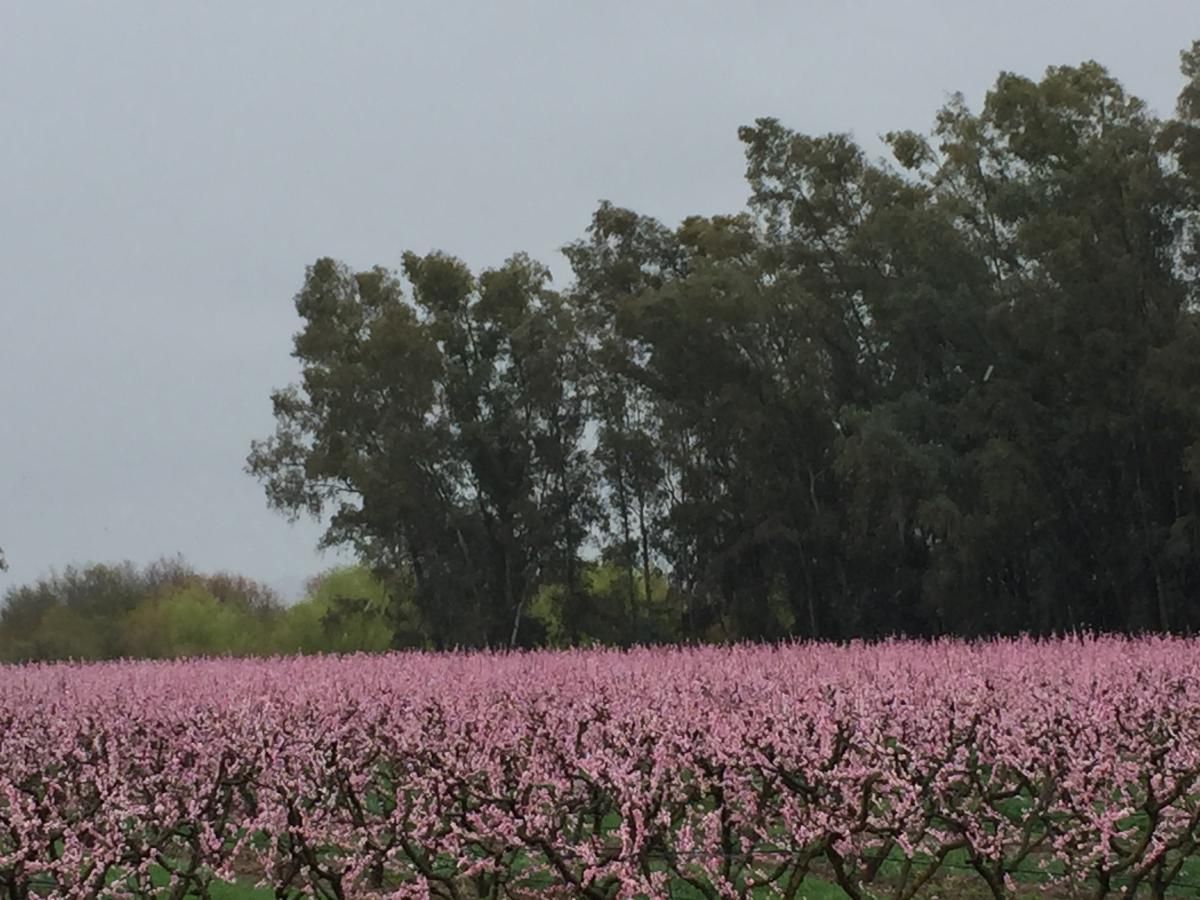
[
  {"x1": 240, "y1": 45, "x2": 1200, "y2": 647},
  {"x1": 246, "y1": 254, "x2": 596, "y2": 649}
]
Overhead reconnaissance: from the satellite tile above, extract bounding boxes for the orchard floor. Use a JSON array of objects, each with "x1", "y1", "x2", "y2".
[{"x1": 94, "y1": 854, "x2": 1200, "y2": 899}]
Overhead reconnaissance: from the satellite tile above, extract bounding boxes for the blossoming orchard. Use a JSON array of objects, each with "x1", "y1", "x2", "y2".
[{"x1": 2, "y1": 638, "x2": 1199, "y2": 898}]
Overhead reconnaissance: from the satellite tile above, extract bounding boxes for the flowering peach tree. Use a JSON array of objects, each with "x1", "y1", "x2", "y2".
[{"x1": 2, "y1": 638, "x2": 1199, "y2": 898}]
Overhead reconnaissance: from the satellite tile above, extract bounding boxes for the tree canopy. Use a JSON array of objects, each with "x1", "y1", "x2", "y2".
[
  {"x1": 0, "y1": 558, "x2": 417, "y2": 662},
  {"x1": 234, "y1": 43, "x2": 1197, "y2": 645}
]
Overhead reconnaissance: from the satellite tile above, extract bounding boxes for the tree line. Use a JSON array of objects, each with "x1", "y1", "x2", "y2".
[
  {"x1": 248, "y1": 45, "x2": 1200, "y2": 648},
  {"x1": 0, "y1": 559, "x2": 399, "y2": 662},
  {"x1": 0, "y1": 557, "x2": 676, "y2": 661},
  {"x1": 6, "y1": 45, "x2": 1200, "y2": 658}
]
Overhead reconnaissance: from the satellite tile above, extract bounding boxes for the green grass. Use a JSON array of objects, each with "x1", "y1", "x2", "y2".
[
  {"x1": 44, "y1": 857, "x2": 1200, "y2": 899},
  {"x1": 33, "y1": 806, "x2": 1200, "y2": 899}
]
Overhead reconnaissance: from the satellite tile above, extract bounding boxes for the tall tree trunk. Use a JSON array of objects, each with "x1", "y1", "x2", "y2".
[{"x1": 637, "y1": 492, "x2": 653, "y2": 632}]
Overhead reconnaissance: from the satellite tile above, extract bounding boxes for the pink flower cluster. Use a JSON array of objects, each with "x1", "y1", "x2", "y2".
[{"x1": 1, "y1": 637, "x2": 1199, "y2": 899}]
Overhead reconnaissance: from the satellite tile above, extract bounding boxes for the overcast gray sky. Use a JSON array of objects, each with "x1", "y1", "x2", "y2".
[{"x1": 2, "y1": 1, "x2": 1196, "y2": 600}]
